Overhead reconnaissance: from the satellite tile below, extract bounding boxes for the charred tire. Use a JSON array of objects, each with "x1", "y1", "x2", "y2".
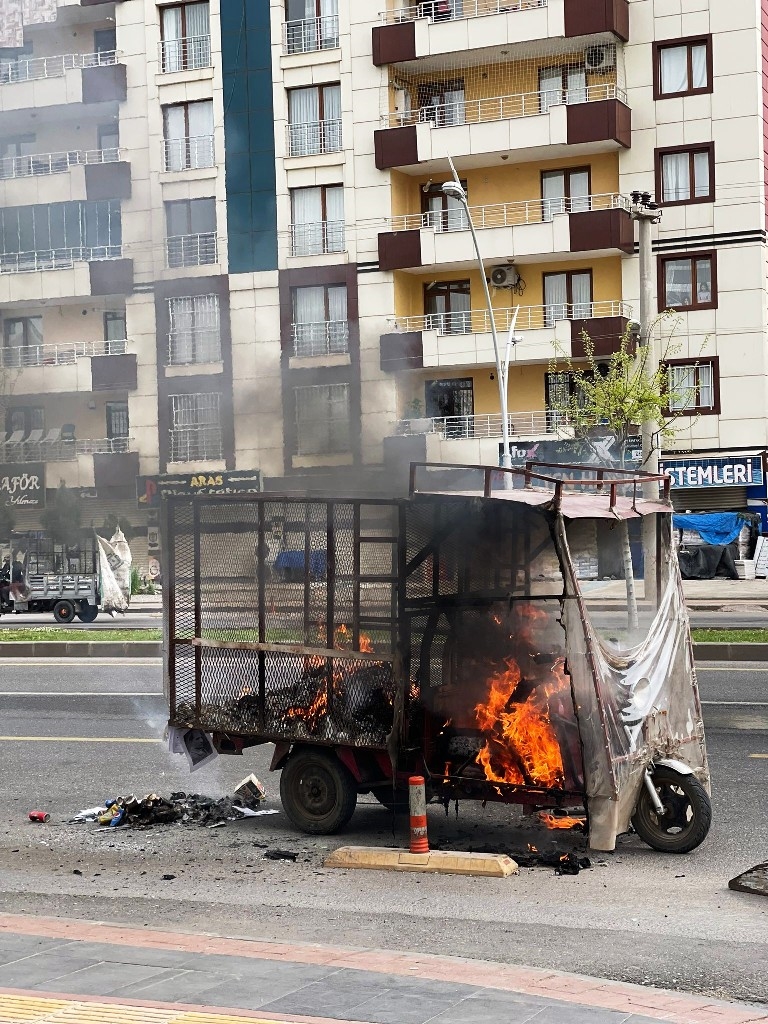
[
  {"x1": 76, "y1": 603, "x2": 98, "y2": 623},
  {"x1": 631, "y1": 767, "x2": 712, "y2": 854},
  {"x1": 280, "y1": 749, "x2": 357, "y2": 835},
  {"x1": 53, "y1": 600, "x2": 76, "y2": 624}
]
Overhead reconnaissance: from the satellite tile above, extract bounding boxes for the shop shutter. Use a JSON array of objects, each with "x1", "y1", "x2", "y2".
[{"x1": 670, "y1": 487, "x2": 748, "y2": 512}]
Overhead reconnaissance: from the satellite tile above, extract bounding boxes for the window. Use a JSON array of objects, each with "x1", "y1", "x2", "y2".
[
  {"x1": 290, "y1": 184, "x2": 344, "y2": 256},
  {"x1": 6, "y1": 405, "x2": 44, "y2": 437},
  {"x1": 106, "y1": 401, "x2": 129, "y2": 450},
  {"x1": 287, "y1": 84, "x2": 341, "y2": 156},
  {"x1": 421, "y1": 181, "x2": 468, "y2": 232},
  {"x1": 104, "y1": 311, "x2": 126, "y2": 354},
  {"x1": 417, "y1": 79, "x2": 465, "y2": 126},
  {"x1": 543, "y1": 270, "x2": 592, "y2": 325},
  {"x1": 3, "y1": 316, "x2": 43, "y2": 366},
  {"x1": 425, "y1": 378, "x2": 473, "y2": 436},
  {"x1": 539, "y1": 65, "x2": 587, "y2": 113},
  {"x1": 659, "y1": 253, "x2": 716, "y2": 311},
  {"x1": 294, "y1": 383, "x2": 350, "y2": 456},
  {"x1": 160, "y1": 2, "x2": 211, "y2": 73},
  {"x1": 541, "y1": 167, "x2": 590, "y2": 220},
  {"x1": 654, "y1": 37, "x2": 711, "y2": 99},
  {"x1": 169, "y1": 392, "x2": 223, "y2": 462},
  {"x1": 424, "y1": 280, "x2": 471, "y2": 334},
  {"x1": 0, "y1": 136, "x2": 35, "y2": 179},
  {"x1": 284, "y1": 0, "x2": 339, "y2": 54},
  {"x1": 291, "y1": 284, "x2": 348, "y2": 357},
  {"x1": 0, "y1": 200, "x2": 121, "y2": 263},
  {"x1": 165, "y1": 197, "x2": 216, "y2": 267},
  {"x1": 94, "y1": 28, "x2": 117, "y2": 55},
  {"x1": 656, "y1": 145, "x2": 713, "y2": 205},
  {"x1": 168, "y1": 294, "x2": 221, "y2": 364},
  {"x1": 665, "y1": 359, "x2": 719, "y2": 415},
  {"x1": 97, "y1": 123, "x2": 119, "y2": 158},
  {"x1": 163, "y1": 100, "x2": 214, "y2": 170}
]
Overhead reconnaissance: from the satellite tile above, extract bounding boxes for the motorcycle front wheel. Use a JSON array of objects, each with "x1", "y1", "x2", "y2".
[{"x1": 631, "y1": 766, "x2": 712, "y2": 854}]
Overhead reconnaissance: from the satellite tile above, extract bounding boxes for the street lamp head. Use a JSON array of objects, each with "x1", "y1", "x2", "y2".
[{"x1": 441, "y1": 180, "x2": 466, "y2": 202}]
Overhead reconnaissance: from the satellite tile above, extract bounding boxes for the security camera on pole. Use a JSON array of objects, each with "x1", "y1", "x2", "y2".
[
  {"x1": 442, "y1": 158, "x2": 522, "y2": 474},
  {"x1": 629, "y1": 190, "x2": 663, "y2": 599}
]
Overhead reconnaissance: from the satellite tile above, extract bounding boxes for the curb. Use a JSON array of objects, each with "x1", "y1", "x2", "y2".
[
  {"x1": 324, "y1": 846, "x2": 518, "y2": 877},
  {"x1": 0, "y1": 641, "x2": 162, "y2": 658},
  {"x1": 693, "y1": 642, "x2": 768, "y2": 661}
]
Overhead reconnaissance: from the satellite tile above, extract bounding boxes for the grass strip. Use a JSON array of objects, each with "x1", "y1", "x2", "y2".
[
  {"x1": 0, "y1": 628, "x2": 162, "y2": 642},
  {"x1": 691, "y1": 628, "x2": 768, "y2": 644}
]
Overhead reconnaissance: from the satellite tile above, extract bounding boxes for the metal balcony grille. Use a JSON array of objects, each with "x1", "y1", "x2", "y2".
[
  {"x1": 162, "y1": 135, "x2": 215, "y2": 171},
  {"x1": 395, "y1": 301, "x2": 632, "y2": 334},
  {"x1": 387, "y1": 193, "x2": 629, "y2": 232},
  {"x1": 291, "y1": 320, "x2": 349, "y2": 358},
  {"x1": 286, "y1": 119, "x2": 342, "y2": 157},
  {"x1": 283, "y1": 15, "x2": 340, "y2": 54},
  {"x1": 158, "y1": 35, "x2": 212, "y2": 73},
  {"x1": 0, "y1": 50, "x2": 118, "y2": 84},
  {"x1": 165, "y1": 233, "x2": 217, "y2": 268},
  {"x1": 0, "y1": 339, "x2": 126, "y2": 368},
  {"x1": 290, "y1": 220, "x2": 345, "y2": 257},
  {"x1": 0, "y1": 246, "x2": 122, "y2": 275},
  {"x1": 169, "y1": 392, "x2": 223, "y2": 462},
  {"x1": 0, "y1": 148, "x2": 121, "y2": 181}
]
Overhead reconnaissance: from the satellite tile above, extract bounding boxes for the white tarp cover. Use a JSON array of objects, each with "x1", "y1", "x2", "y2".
[
  {"x1": 96, "y1": 531, "x2": 132, "y2": 613},
  {"x1": 556, "y1": 516, "x2": 709, "y2": 850},
  {"x1": 1, "y1": 0, "x2": 57, "y2": 48}
]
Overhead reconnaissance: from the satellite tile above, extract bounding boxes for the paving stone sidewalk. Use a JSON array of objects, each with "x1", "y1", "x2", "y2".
[{"x1": 0, "y1": 915, "x2": 766, "y2": 1024}]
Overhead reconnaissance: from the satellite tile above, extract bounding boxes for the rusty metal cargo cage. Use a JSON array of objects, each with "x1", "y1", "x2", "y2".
[{"x1": 165, "y1": 496, "x2": 401, "y2": 749}]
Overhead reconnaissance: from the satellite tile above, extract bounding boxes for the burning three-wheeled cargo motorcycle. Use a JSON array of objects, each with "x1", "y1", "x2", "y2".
[{"x1": 162, "y1": 462, "x2": 711, "y2": 853}]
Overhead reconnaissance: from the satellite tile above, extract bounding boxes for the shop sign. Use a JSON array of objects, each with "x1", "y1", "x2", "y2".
[
  {"x1": 137, "y1": 471, "x2": 262, "y2": 508},
  {"x1": 659, "y1": 455, "x2": 764, "y2": 489},
  {"x1": 0, "y1": 463, "x2": 45, "y2": 508},
  {"x1": 503, "y1": 435, "x2": 642, "y2": 469}
]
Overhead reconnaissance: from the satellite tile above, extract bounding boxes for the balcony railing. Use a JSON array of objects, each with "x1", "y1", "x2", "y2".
[
  {"x1": 394, "y1": 300, "x2": 632, "y2": 334},
  {"x1": 388, "y1": 193, "x2": 629, "y2": 233},
  {"x1": 169, "y1": 426, "x2": 223, "y2": 463},
  {"x1": 0, "y1": 50, "x2": 119, "y2": 85},
  {"x1": 292, "y1": 320, "x2": 350, "y2": 358},
  {"x1": 0, "y1": 339, "x2": 127, "y2": 369},
  {"x1": 0, "y1": 246, "x2": 123, "y2": 275},
  {"x1": 290, "y1": 220, "x2": 345, "y2": 257},
  {"x1": 0, "y1": 435, "x2": 133, "y2": 463},
  {"x1": 165, "y1": 233, "x2": 218, "y2": 268},
  {"x1": 283, "y1": 14, "x2": 340, "y2": 54},
  {"x1": 397, "y1": 410, "x2": 565, "y2": 437},
  {"x1": 381, "y1": 0, "x2": 547, "y2": 23},
  {"x1": 159, "y1": 35, "x2": 212, "y2": 73},
  {"x1": 162, "y1": 135, "x2": 215, "y2": 172},
  {"x1": 382, "y1": 82, "x2": 625, "y2": 129},
  {"x1": 0, "y1": 147, "x2": 121, "y2": 181},
  {"x1": 286, "y1": 119, "x2": 343, "y2": 157}
]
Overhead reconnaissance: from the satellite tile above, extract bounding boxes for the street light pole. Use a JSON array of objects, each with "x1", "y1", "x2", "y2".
[{"x1": 442, "y1": 158, "x2": 521, "y2": 471}]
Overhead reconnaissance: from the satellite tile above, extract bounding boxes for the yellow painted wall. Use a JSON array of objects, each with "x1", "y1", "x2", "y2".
[{"x1": 394, "y1": 257, "x2": 623, "y2": 319}]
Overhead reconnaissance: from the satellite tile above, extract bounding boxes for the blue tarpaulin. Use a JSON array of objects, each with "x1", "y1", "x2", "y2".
[{"x1": 673, "y1": 513, "x2": 745, "y2": 546}]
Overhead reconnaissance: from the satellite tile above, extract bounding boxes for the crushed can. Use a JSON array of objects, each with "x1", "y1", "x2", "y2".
[{"x1": 28, "y1": 810, "x2": 50, "y2": 823}]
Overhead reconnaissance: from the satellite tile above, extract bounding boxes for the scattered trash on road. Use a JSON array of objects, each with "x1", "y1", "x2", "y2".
[
  {"x1": 69, "y1": 780, "x2": 271, "y2": 829},
  {"x1": 264, "y1": 849, "x2": 298, "y2": 862},
  {"x1": 28, "y1": 810, "x2": 50, "y2": 823}
]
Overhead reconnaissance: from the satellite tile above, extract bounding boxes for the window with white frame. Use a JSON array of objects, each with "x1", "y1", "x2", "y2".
[
  {"x1": 163, "y1": 100, "x2": 214, "y2": 171},
  {"x1": 290, "y1": 184, "x2": 344, "y2": 256},
  {"x1": 667, "y1": 360, "x2": 716, "y2": 414},
  {"x1": 168, "y1": 294, "x2": 221, "y2": 365},
  {"x1": 169, "y1": 392, "x2": 222, "y2": 462},
  {"x1": 287, "y1": 84, "x2": 341, "y2": 157},
  {"x1": 165, "y1": 197, "x2": 216, "y2": 268},
  {"x1": 294, "y1": 383, "x2": 350, "y2": 456},
  {"x1": 291, "y1": 284, "x2": 348, "y2": 357},
  {"x1": 160, "y1": 2, "x2": 211, "y2": 73}
]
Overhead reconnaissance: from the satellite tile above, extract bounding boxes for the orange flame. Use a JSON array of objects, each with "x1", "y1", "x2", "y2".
[
  {"x1": 538, "y1": 811, "x2": 586, "y2": 831},
  {"x1": 474, "y1": 654, "x2": 569, "y2": 790}
]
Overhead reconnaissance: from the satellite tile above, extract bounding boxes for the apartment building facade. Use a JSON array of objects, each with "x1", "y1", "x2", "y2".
[{"x1": 0, "y1": 0, "x2": 767, "y2": 571}]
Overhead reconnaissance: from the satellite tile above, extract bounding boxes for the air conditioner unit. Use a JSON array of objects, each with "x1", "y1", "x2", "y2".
[
  {"x1": 490, "y1": 265, "x2": 520, "y2": 289},
  {"x1": 585, "y1": 44, "x2": 616, "y2": 72}
]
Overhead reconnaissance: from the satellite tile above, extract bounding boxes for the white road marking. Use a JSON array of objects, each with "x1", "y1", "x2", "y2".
[
  {"x1": 700, "y1": 701, "x2": 768, "y2": 706},
  {"x1": 0, "y1": 691, "x2": 161, "y2": 696}
]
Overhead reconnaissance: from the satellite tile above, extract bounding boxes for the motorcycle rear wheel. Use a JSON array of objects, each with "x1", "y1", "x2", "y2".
[{"x1": 631, "y1": 766, "x2": 711, "y2": 854}]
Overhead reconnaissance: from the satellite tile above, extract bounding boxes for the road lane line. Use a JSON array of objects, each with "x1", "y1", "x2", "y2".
[
  {"x1": 0, "y1": 736, "x2": 160, "y2": 743},
  {"x1": 749, "y1": 753, "x2": 768, "y2": 759},
  {"x1": 701, "y1": 700, "x2": 768, "y2": 706}
]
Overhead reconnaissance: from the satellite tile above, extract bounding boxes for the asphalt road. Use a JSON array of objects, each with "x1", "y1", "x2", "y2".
[
  {"x1": 0, "y1": 660, "x2": 765, "y2": 1004},
  {"x1": 0, "y1": 610, "x2": 160, "y2": 629}
]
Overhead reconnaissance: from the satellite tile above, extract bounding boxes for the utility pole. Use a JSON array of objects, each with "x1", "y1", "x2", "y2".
[{"x1": 629, "y1": 191, "x2": 663, "y2": 604}]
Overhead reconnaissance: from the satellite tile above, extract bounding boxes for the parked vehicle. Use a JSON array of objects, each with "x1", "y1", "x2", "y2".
[
  {"x1": 162, "y1": 461, "x2": 712, "y2": 853},
  {"x1": 0, "y1": 572, "x2": 100, "y2": 622}
]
